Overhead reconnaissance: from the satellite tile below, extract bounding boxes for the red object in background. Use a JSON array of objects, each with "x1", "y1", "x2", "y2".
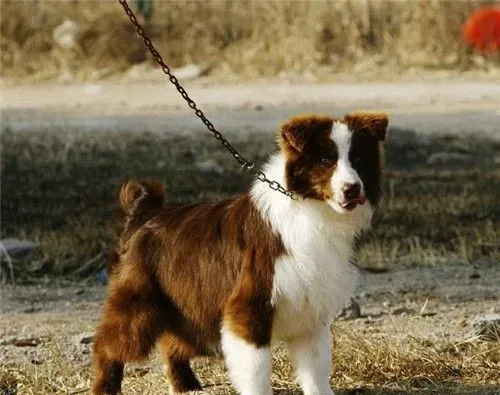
[{"x1": 463, "y1": 7, "x2": 500, "y2": 53}]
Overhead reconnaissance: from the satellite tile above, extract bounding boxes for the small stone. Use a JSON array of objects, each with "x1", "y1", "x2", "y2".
[
  {"x1": 80, "y1": 335, "x2": 94, "y2": 345},
  {"x1": 1, "y1": 336, "x2": 42, "y2": 347},
  {"x1": 73, "y1": 332, "x2": 94, "y2": 345},
  {"x1": 337, "y1": 297, "x2": 361, "y2": 320},
  {"x1": 392, "y1": 307, "x2": 416, "y2": 316},
  {"x1": 52, "y1": 19, "x2": 82, "y2": 50},
  {"x1": 471, "y1": 314, "x2": 500, "y2": 341},
  {"x1": 31, "y1": 357, "x2": 45, "y2": 365},
  {"x1": 383, "y1": 301, "x2": 393, "y2": 309}
]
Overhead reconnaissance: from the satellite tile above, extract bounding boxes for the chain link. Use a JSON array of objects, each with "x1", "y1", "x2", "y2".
[{"x1": 118, "y1": 0, "x2": 296, "y2": 200}]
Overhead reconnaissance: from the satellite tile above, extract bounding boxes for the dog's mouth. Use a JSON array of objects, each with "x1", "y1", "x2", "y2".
[{"x1": 340, "y1": 195, "x2": 366, "y2": 211}]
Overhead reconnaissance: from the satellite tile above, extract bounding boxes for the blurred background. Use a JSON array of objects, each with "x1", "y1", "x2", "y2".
[
  {"x1": 1, "y1": 1, "x2": 499, "y2": 394},
  {"x1": 1, "y1": 0, "x2": 500, "y2": 82}
]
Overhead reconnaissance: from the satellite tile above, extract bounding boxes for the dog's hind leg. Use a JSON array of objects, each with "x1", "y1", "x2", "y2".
[
  {"x1": 158, "y1": 333, "x2": 202, "y2": 393},
  {"x1": 92, "y1": 354, "x2": 124, "y2": 395},
  {"x1": 92, "y1": 270, "x2": 167, "y2": 395},
  {"x1": 163, "y1": 356, "x2": 202, "y2": 394}
]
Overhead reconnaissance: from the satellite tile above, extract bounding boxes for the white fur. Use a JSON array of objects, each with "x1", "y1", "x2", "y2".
[
  {"x1": 250, "y1": 134, "x2": 372, "y2": 393},
  {"x1": 251, "y1": 153, "x2": 372, "y2": 339},
  {"x1": 286, "y1": 326, "x2": 334, "y2": 395},
  {"x1": 220, "y1": 324, "x2": 272, "y2": 395},
  {"x1": 329, "y1": 121, "x2": 364, "y2": 213}
]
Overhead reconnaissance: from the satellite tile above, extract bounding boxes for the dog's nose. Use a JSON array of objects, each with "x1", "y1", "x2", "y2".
[{"x1": 343, "y1": 182, "x2": 361, "y2": 200}]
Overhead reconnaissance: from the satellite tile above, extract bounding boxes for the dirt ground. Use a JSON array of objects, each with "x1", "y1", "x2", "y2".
[
  {"x1": 1, "y1": 264, "x2": 499, "y2": 394},
  {"x1": 1, "y1": 263, "x2": 499, "y2": 340}
]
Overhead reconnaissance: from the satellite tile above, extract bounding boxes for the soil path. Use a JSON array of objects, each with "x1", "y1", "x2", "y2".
[
  {"x1": 1, "y1": 263, "x2": 498, "y2": 342},
  {"x1": 2, "y1": 81, "x2": 500, "y2": 140}
]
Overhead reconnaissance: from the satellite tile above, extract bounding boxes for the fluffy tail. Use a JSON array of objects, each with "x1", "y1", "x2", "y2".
[
  {"x1": 108, "y1": 179, "x2": 165, "y2": 275},
  {"x1": 118, "y1": 179, "x2": 165, "y2": 242}
]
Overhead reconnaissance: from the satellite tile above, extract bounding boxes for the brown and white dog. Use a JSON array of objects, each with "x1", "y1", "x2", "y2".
[{"x1": 92, "y1": 112, "x2": 388, "y2": 395}]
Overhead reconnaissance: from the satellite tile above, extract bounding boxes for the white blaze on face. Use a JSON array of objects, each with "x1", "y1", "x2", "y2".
[{"x1": 328, "y1": 121, "x2": 363, "y2": 213}]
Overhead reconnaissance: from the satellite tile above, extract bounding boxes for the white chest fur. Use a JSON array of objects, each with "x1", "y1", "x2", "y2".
[
  {"x1": 251, "y1": 154, "x2": 373, "y2": 341},
  {"x1": 271, "y1": 234, "x2": 359, "y2": 339},
  {"x1": 270, "y1": 200, "x2": 369, "y2": 340}
]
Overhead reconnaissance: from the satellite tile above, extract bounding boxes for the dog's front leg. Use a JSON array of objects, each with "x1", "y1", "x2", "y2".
[
  {"x1": 286, "y1": 324, "x2": 334, "y2": 395},
  {"x1": 220, "y1": 285, "x2": 273, "y2": 394},
  {"x1": 221, "y1": 324, "x2": 272, "y2": 395}
]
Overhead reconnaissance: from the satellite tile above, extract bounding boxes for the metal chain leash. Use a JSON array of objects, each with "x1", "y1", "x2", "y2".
[{"x1": 118, "y1": 0, "x2": 297, "y2": 200}]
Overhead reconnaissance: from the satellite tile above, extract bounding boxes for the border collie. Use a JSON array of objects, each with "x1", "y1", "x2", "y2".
[{"x1": 92, "y1": 112, "x2": 388, "y2": 395}]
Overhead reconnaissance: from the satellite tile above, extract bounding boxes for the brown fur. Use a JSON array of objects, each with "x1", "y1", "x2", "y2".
[
  {"x1": 92, "y1": 182, "x2": 284, "y2": 394},
  {"x1": 344, "y1": 112, "x2": 388, "y2": 142},
  {"x1": 279, "y1": 114, "x2": 338, "y2": 200},
  {"x1": 345, "y1": 112, "x2": 388, "y2": 205}
]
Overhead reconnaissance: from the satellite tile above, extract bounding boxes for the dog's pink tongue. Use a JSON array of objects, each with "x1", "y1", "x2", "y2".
[{"x1": 342, "y1": 195, "x2": 366, "y2": 208}]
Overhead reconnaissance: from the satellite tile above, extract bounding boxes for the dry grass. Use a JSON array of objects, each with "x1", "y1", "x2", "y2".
[
  {"x1": 0, "y1": 327, "x2": 498, "y2": 394},
  {"x1": 1, "y1": 0, "x2": 499, "y2": 82}
]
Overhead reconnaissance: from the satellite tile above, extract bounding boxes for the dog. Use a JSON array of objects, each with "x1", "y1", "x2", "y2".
[{"x1": 92, "y1": 112, "x2": 388, "y2": 395}]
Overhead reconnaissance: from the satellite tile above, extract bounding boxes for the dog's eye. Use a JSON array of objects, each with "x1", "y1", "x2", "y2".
[{"x1": 321, "y1": 157, "x2": 333, "y2": 165}]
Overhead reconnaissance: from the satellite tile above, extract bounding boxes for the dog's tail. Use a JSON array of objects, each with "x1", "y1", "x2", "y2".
[
  {"x1": 118, "y1": 179, "x2": 165, "y2": 241},
  {"x1": 107, "y1": 179, "x2": 165, "y2": 276}
]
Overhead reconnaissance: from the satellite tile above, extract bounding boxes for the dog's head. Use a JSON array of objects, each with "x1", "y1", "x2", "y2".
[{"x1": 278, "y1": 112, "x2": 388, "y2": 213}]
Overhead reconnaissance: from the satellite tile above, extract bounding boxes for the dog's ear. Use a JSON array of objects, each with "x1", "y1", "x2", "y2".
[
  {"x1": 344, "y1": 112, "x2": 389, "y2": 141},
  {"x1": 279, "y1": 115, "x2": 333, "y2": 153}
]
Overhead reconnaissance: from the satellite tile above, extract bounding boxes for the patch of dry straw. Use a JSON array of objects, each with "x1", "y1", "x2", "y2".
[{"x1": 0, "y1": 328, "x2": 498, "y2": 394}]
